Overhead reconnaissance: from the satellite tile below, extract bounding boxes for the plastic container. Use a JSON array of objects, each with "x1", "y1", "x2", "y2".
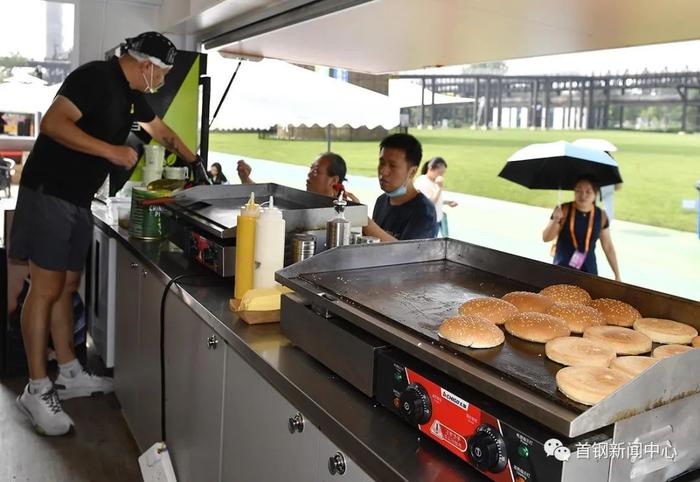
[
  {"x1": 144, "y1": 144, "x2": 165, "y2": 168},
  {"x1": 234, "y1": 193, "x2": 260, "y2": 300},
  {"x1": 164, "y1": 166, "x2": 188, "y2": 180},
  {"x1": 117, "y1": 205, "x2": 131, "y2": 229},
  {"x1": 253, "y1": 196, "x2": 286, "y2": 289},
  {"x1": 142, "y1": 166, "x2": 163, "y2": 185}
]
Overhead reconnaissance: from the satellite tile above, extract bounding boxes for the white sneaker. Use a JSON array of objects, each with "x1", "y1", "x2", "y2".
[
  {"x1": 16, "y1": 384, "x2": 74, "y2": 436},
  {"x1": 55, "y1": 371, "x2": 114, "y2": 400}
]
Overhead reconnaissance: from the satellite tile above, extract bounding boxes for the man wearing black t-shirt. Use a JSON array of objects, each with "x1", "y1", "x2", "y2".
[
  {"x1": 9, "y1": 32, "x2": 206, "y2": 436},
  {"x1": 355, "y1": 134, "x2": 437, "y2": 241}
]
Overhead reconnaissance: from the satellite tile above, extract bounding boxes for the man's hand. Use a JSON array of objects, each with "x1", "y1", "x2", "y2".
[
  {"x1": 191, "y1": 156, "x2": 211, "y2": 185},
  {"x1": 237, "y1": 160, "x2": 252, "y2": 184},
  {"x1": 344, "y1": 191, "x2": 361, "y2": 204},
  {"x1": 107, "y1": 145, "x2": 138, "y2": 168}
]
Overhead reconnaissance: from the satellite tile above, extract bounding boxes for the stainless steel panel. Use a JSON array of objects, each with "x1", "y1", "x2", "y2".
[
  {"x1": 610, "y1": 392, "x2": 700, "y2": 482},
  {"x1": 165, "y1": 294, "x2": 226, "y2": 482},
  {"x1": 137, "y1": 264, "x2": 166, "y2": 450},
  {"x1": 280, "y1": 294, "x2": 387, "y2": 397},
  {"x1": 561, "y1": 443, "x2": 612, "y2": 482},
  {"x1": 317, "y1": 430, "x2": 376, "y2": 482},
  {"x1": 222, "y1": 343, "x2": 320, "y2": 482},
  {"x1": 114, "y1": 244, "x2": 143, "y2": 449}
]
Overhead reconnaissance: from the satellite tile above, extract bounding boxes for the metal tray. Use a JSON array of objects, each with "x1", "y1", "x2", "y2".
[{"x1": 277, "y1": 238, "x2": 700, "y2": 437}]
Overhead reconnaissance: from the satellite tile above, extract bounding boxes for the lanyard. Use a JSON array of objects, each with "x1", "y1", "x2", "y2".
[{"x1": 569, "y1": 203, "x2": 595, "y2": 254}]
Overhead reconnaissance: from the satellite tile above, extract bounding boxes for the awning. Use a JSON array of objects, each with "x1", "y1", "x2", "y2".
[
  {"x1": 0, "y1": 81, "x2": 59, "y2": 114},
  {"x1": 207, "y1": 55, "x2": 399, "y2": 130}
]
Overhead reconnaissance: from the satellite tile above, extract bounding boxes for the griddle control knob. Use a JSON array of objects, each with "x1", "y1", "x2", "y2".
[
  {"x1": 399, "y1": 383, "x2": 432, "y2": 425},
  {"x1": 468, "y1": 424, "x2": 508, "y2": 473}
]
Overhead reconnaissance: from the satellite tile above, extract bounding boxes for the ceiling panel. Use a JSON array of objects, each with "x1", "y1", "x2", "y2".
[{"x1": 213, "y1": 0, "x2": 700, "y2": 73}]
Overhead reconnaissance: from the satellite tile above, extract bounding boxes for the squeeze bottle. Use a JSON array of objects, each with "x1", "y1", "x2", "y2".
[
  {"x1": 234, "y1": 192, "x2": 260, "y2": 299},
  {"x1": 253, "y1": 196, "x2": 286, "y2": 289}
]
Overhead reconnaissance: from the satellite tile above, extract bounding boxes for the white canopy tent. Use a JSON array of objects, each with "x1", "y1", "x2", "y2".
[
  {"x1": 0, "y1": 78, "x2": 59, "y2": 114},
  {"x1": 388, "y1": 79, "x2": 472, "y2": 108},
  {"x1": 207, "y1": 55, "x2": 399, "y2": 131}
]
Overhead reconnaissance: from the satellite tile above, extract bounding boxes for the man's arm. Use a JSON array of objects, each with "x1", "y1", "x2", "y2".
[
  {"x1": 362, "y1": 218, "x2": 398, "y2": 242},
  {"x1": 139, "y1": 116, "x2": 196, "y2": 163},
  {"x1": 345, "y1": 191, "x2": 397, "y2": 242},
  {"x1": 41, "y1": 96, "x2": 137, "y2": 168}
]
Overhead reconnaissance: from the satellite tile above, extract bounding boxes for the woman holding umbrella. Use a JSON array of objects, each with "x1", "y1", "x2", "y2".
[{"x1": 542, "y1": 177, "x2": 621, "y2": 280}]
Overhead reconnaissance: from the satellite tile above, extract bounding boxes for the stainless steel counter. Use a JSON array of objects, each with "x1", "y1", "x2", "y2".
[{"x1": 92, "y1": 203, "x2": 490, "y2": 482}]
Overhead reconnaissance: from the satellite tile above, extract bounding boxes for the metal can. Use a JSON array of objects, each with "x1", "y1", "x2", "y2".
[
  {"x1": 356, "y1": 235, "x2": 380, "y2": 244},
  {"x1": 292, "y1": 233, "x2": 316, "y2": 262},
  {"x1": 349, "y1": 232, "x2": 362, "y2": 244},
  {"x1": 129, "y1": 187, "x2": 170, "y2": 240},
  {"x1": 326, "y1": 217, "x2": 351, "y2": 249}
]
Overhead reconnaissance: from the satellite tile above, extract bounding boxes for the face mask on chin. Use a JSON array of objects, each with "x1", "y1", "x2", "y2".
[
  {"x1": 142, "y1": 64, "x2": 164, "y2": 94},
  {"x1": 384, "y1": 166, "x2": 415, "y2": 198},
  {"x1": 385, "y1": 183, "x2": 408, "y2": 198}
]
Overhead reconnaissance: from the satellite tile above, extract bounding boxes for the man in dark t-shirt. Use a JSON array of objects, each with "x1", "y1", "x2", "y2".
[
  {"x1": 9, "y1": 32, "x2": 208, "y2": 436},
  {"x1": 356, "y1": 134, "x2": 437, "y2": 241}
]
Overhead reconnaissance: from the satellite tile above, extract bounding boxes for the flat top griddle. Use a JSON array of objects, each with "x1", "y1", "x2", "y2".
[
  {"x1": 278, "y1": 239, "x2": 700, "y2": 437},
  {"x1": 300, "y1": 260, "x2": 587, "y2": 415},
  {"x1": 164, "y1": 184, "x2": 367, "y2": 238},
  {"x1": 183, "y1": 196, "x2": 311, "y2": 230}
]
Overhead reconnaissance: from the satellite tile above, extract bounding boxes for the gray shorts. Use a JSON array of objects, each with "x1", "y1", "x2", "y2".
[{"x1": 9, "y1": 186, "x2": 93, "y2": 272}]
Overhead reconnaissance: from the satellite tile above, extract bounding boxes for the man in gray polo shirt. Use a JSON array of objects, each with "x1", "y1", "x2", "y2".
[{"x1": 10, "y1": 32, "x2": 207, "y2": 436}]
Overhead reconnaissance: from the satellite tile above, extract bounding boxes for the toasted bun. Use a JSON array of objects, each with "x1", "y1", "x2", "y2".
[
  {"x1": 545, "y1": 303, "x2": 606, "y2": 334},
  {"x1": 556, "y1": 366, "x2": 630, "y2": 406},
  {"x1": 502, "y1": 291, "x2": 554, "y2": 313},
  {"x1": 540, "y1": 284, "x2": 592, "y2": 305},
  {"x1": 504, "y1": 312, "x2": 570, "y2": 343},
  {"x1": 438, "y1": 315, "x2": 505, "y2": 349},
  {"x1": 583, "y1": 326, "x2": 652, "y2": 355},
  {"x1": 693, "y1": 336, "x2": 700, "y2": 348},
  {"x1": 545, "y1": 336, "x2": 616, "y2": 367},
  {"x1": 458, "y1": 297, "x2": 519, "y2": 325},
  {"x1": 652, "y1": 344, "x2": 694, "y2": 359},
  {"x1": 633, "y1": 318, "x2": 698, "y2": 345},
  {"x1": 610, "y1": 356, "x2": 658, "y2": 378},
  {"x1": 588, "y1": 298, "x2": 641, "y2": 327}
]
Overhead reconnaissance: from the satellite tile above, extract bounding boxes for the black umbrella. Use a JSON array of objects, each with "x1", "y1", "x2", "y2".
[{"x1": 498, "y1": 141, "x2": 623, "y2": 190}]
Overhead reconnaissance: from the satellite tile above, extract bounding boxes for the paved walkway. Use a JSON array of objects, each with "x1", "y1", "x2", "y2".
[{"x1": 211, "y1": 152, "x2": 700, "y2": 301}]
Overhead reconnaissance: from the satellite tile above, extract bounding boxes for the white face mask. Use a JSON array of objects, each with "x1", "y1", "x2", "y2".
[{"x1": 142, "y1": 64, "x2": 164, "y2": 94}]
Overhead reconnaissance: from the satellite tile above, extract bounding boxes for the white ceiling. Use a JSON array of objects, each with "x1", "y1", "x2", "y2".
[{"x1": 213, "y1": 0, "x2": 700, "y2": 73}]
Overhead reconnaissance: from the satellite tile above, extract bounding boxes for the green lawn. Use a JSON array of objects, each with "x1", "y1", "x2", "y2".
[{"x1": 210, "y1": 129, "x2": 700, "y2": 232}]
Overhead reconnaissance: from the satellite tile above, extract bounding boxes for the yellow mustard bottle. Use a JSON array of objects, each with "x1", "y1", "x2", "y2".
[{"x1": 234, "y1": 192, "x2": 260, "y2": 300}]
